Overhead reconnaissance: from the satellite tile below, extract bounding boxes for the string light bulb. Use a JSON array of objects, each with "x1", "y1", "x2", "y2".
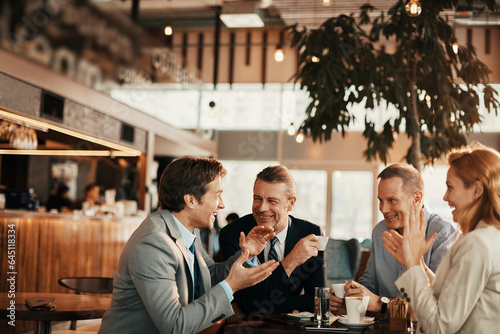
[
  {"x1": 295, "y1": 132, "x2": 304, "y2": 143},
  {"x1": 452, "y1": 42, "x2": 459, "y2": 54},
  {"x1": 322, "y1": 0, "x2": 332, "y2": 6},
  {"x1": 287, "y1": 123, "x2": 296, "y2": 136},
  {"x1": 405, "y1": 0, "x2": 422, "y2": 17},
  {"x1": 164, "y1": 24, "x2": 173, "y2": 36},
  {"x1": 274, "y1": 46, "x2": 284, "y2": 62},
  {"x1": 311, "y1": 55, "x2": 320, "y2": 63}
]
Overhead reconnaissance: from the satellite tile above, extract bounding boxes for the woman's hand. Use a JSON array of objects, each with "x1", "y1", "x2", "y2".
[
  {"x1": 382, "y1": 229, "x2": 406, "y2": 267},
  {"x1": 402, "y1": 204, "x2": 436, "y2": 268}
]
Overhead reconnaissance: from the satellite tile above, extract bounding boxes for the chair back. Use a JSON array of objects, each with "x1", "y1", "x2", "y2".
[
  {"x1": 325, "y1": 238, "x2": 361, "y2": 285},
  {"x1": 58, "y1": 277, "x2": 114, "y2": 295}
]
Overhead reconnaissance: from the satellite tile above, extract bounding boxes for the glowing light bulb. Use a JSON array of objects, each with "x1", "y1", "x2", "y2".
[
  {"x1": 296, "y1": 132, "x2": 304, "y2": 143},
  {"x1": 274, "y1": 47, "x2": 284, "y2": 62},
  {"x1": 311, "y1": 56, "x2": 320, "y2": 63},
  {"x1": 322, "y1": 0, "x2": 332, "y2": 6},
  {"x1": 164, "y1": 25, "x2": 173, "y2": 36},
  {"x1": 405, "y1": 0, "x2": 422, "y2": 17},
  {"x1": 452, "y1": 42, "x2": 459, "y2": 54},
  {"x1": 287, "y1": 123, "x2": 296, "y2": 136}
]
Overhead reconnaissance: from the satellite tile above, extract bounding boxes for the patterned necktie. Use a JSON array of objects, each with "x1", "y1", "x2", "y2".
[{"x1": 268, "y1": 236, "x2": 279, "y2": 262}]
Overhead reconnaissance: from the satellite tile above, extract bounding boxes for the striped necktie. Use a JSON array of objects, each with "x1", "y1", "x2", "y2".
[{"x1": 268, "y1": 236, "x2": 279, "y2": 262}]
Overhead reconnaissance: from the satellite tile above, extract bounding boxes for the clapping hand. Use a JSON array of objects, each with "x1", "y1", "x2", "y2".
[
  {"x1": 382, "y1": 229, "x2": 406, "y2": 267},
  {"x1": 402, "y1": 204, "x2": 436, "y2": 269}
]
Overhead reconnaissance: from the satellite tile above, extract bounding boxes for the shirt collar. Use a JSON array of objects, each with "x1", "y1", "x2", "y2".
[
  {"x1": 273, "y1": 216, "x2": 291, "y2": 245},
  {"x1": 172, "y1": 214, "x2": 196, "y2": 251}
]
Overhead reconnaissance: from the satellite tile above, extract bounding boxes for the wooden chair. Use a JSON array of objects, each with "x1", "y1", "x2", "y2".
[{"x1": 57, "y1": 277, "x2": 114, "y2": 330}]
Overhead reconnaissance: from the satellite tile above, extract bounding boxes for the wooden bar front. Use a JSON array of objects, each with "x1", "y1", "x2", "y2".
[{"x1": 0, "y1": 210, "x2": 143, "y2": 332}]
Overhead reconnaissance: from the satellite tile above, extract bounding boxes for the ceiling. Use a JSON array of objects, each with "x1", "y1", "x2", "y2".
[{"x1": 91, "y1": 0, "x2": 398, "y2": 30}]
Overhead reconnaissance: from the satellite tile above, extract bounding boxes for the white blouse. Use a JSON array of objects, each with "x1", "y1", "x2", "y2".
[{"x1": 395, "y1": 221, "x2": 500, "y2": 333}]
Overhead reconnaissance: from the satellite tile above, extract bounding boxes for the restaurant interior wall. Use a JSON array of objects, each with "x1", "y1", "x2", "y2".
[
  {"x1": 455, "y1": 25, "x2": 500, "y2": 83},
  {"x1": 169, "y1": 28, "x2": 298, "y2": 84}
]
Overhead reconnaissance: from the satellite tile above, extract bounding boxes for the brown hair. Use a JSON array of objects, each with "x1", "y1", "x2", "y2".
[
  {"x1": 377, "y1": 163, "x2": 424, "y2": 194},
  {"x1": 255, "y1": 165, "x2": 297, "y2": 200},
  {"x1": 158, "y1": 156, "x2": 226, "y2": 212},
  {"x1": 447, "y1": 142, "x2": 500, "y2": 233}
]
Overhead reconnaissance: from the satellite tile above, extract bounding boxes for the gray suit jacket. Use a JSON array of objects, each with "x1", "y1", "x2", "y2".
[{"x1": 98, "y1": 209, "x2": 239, "y2": 334}]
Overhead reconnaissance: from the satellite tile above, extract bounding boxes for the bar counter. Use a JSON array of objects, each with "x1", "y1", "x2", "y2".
[{"x1": 0, "y1": 210, "x2": 144, "y2": 294}]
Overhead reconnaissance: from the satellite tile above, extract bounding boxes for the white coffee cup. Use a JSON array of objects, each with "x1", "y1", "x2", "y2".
[
  {"x1": 317, "y1": 236, "x2": 329, "y2": 251},
  {"x1": 345, "y1": 296, "x2": 370, "y2": 323},
  {"x1": 331, "y1": 283, "x2": 346, "y2": 298}
]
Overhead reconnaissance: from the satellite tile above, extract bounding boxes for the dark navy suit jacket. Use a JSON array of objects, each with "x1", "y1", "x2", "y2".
[{"x1": 219, "y1": 214, "x2": 326, "y2": 315}]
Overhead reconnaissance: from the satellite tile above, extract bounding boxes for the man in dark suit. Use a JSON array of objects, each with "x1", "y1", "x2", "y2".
[
  {"x1": 99, "y1": 156, "x2": 279, "y2": 334},
  {"x1": 219, "y1": 165, "x2": 327, "y2": 315}
]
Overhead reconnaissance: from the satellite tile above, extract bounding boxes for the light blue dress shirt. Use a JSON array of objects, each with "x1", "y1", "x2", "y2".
[{"x1": 173, "y1": 216, "x2": 233, "y2": 301}]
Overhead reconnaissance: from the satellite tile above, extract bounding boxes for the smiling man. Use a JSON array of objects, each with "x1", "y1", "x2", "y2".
[
  {"x1": 219, "y1": 165, "x2": 326, "y2": 315},
  {"x1": 330, "y1": 163, "x2": 456, "y2": 315},
  {"x1": 99, "y1": 156, "x2": 279, "y2": 334}
]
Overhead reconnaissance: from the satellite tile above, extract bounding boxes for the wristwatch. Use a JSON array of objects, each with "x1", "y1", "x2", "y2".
[{"x1": 380, "y1": 296, "x2": 390, "y2": 313}]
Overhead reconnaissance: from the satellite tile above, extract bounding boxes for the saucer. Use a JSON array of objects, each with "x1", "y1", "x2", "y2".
[
  {"x1": 287, "y1": 311, "x2": 314, "y2": 320},
  {"x1": 337, "y1": 316, "x2": 375, "y2": 328}
]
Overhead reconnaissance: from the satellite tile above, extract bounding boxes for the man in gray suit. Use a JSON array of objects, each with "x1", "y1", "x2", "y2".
[{"x1": 99, "y1": 156, "x2": 279, "y2": 334}]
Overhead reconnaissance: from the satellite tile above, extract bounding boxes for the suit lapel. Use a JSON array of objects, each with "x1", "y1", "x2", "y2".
[
  {"x1": 160, "y1": 210, "x2": 192, "y2": 268},
  {"x1": 160, "y1": 210, "x2": 195, "y2": 301},
  {"x1": 284, "y1": 217, "x2": 299, "y2": 256}
]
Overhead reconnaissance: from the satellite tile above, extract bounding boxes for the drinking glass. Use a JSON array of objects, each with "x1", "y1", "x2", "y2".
[{"x1": 314, "y1": 287, "x2": 330, "y2": 326}]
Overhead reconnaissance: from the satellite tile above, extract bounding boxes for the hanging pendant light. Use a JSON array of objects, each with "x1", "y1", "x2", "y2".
[
  {"x1": 287, "y1": 123, "x2": 296, "y2": 136},
  {"x1": 164, "y1": 24, "x2": 173, "y2": 36},
  {"x1": 295, "y1": 131, "x2": 304, "y2": 143},
  {"x1": 274, "y1": 47, "x2": 284, "y2": 62},
  {"x1": 405, "y1": 0, "x2": 422, "y2": 17},
  {"x1": 274, "y1": 31, "x2": 285, "y2": 62}
]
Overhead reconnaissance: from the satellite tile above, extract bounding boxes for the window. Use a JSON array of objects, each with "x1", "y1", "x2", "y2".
[
  {"x1": 421, "y1": 165, "x2": 454, "y2": 223},
  {"x1": 289, "y1": 169, "x2": 328, "y2": 231},
  {"x1": 331, "y1": 171, "x2": 374, "y2": 241}
]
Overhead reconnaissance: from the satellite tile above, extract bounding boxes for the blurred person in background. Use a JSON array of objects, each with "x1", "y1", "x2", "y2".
[
  {"x1": 225, "y1": 212, "x2": 239, "y2": 225},
  {"x1": 70, "y1": 183, "x2": 100, "y2": 210},
  {"x1": 46, "y1": 183, "x2": 72, "y2": 212}
]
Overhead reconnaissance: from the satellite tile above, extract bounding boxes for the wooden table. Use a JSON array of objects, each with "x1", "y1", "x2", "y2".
[
  {"x1": 223, "y1": 314, "x2": 412, "y2": 334},
  {"x1": 0, "y1": 292, "x2": 111, "y2": 334}
]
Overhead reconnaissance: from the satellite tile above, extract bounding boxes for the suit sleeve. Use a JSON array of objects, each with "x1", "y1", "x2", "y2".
[
  {"x1": 128, "y1": 233, "x2": 234, "y2": 334},
  {"x1": 395, "y1": 236, "x2": 491, "y2": 334}
]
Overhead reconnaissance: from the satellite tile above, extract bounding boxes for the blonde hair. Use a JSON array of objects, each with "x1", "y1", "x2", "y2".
[{"x1": 447, "y1": 142, "x2": 500, "y2": 234}]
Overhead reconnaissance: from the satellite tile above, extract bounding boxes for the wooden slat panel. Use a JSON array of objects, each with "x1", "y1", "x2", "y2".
[{"x1": 0, "y1": 212, "x2": 142, "y2": 333}]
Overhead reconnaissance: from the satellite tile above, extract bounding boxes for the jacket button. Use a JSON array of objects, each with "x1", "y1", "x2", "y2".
[
  {"x1": 403, "y1": 293, "x2": 408, "y2": 298},
  {"x1": 406, "y1": 298, "x2": 411, "y2": 302},
  {"x1": 420, "y1": 327, "x2": 424, "y2": 332},
  {"x1": 400, "y1": 288, "x2": 405, "y2": 293}
]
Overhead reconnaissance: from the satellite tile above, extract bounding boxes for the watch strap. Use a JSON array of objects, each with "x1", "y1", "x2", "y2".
[{"x1": 380, "y1": 297, "x2": 389, "y2": 313}]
